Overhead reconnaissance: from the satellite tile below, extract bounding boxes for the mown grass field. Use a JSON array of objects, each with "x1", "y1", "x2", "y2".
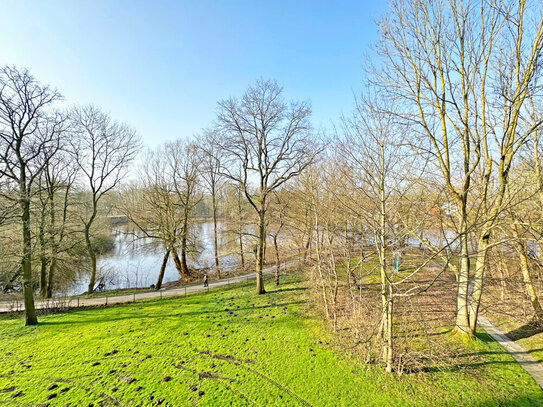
[{"x1": 0, "y1": 273, "x2": 542, "y2": 406}]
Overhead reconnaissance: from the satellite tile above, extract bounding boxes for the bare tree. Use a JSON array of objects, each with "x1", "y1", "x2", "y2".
[
  {"x1": 36, "y1": 135, "x2": 79, "y2": 298},
  {"x1": 166, "y1": 140, "x2": 202, "y2": 278},
  {"x1": 70, "y1": 105, "x2": 140, "y2": 294},
  {"x1": 0, "y1": 66, "x2": 64, "y2": 325},
  {"x1": 198, "y1": 130, "x2": 225, "y2": 278},
  {"x1": 373, "y1": 0, "x2": 543, "y2": 338},
  {"x1": 215, "y1": 79, "x2": 317, "y2": 294},
  {"x1": 269, "y1": 191, "x2": 287, "y2": 286}
]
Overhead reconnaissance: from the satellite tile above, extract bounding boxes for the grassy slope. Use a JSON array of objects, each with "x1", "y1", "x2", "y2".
[{"x1": 0, "y1": 274, "x2": 542, "y2": 407}]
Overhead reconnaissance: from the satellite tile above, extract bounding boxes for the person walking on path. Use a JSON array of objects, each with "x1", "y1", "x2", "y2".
[{"x1": 203, "y1": 273, "x2": 209, "y2": 287}]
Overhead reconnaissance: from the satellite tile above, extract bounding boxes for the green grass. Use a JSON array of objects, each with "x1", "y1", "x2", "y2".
[{"x1": 0, "y1": 274, "x2": 542, "y2": 406}]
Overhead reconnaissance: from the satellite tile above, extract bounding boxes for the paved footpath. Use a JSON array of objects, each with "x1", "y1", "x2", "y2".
[
  {"x1": 478, "y1": 316, "x2": 543, "y2": 389},
  {"x1": 0, "y1": 262, "x2": 292, "y2": 314}
]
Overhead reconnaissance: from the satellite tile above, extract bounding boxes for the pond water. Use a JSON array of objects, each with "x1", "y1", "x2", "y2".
[{"x1": 63, "y1": 222, "x2": 242, "y2": 296}]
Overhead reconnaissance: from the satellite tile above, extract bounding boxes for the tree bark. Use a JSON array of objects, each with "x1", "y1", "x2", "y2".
[
  {"x1": 39, "y1": 204, "x2": 48, "y2": 298},
  {"x1": 21, "y1": 194, "x2": 37, "y2": 325},
  {"x1": 171, "y1": 247, "x2": 187, "y2": 279},
  {"x1": 39, "y1": 256, "x2": 48, "y2": 298},
  {"x1": 180, "y1": 209, "x2": 190, "y2": 276},
  {"x1": 212, "y1": 191, "x2": 220, "y2": 278},
  {"x1": 155, "y1": 250, "x2": 170, "y2": 289},
  {"x1": 255, "y1": 209, "x2": 266, "y2": 294},
  {"x1": 454, "y1": 198, "x2": 472, "y2": 338},
  {"x1": 85, "y1": 225, "x2": 97, "y2": 294},
  {"x1": 46, "y1": 257, "x2": 56, "y2": 299},
  {"x1": 85, "y1": 202, "x2": 98, "y2": 294}
]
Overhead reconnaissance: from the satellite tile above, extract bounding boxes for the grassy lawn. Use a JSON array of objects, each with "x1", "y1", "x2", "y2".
[{"x1": 0, "y1": 273, "x2": 542, "y2": 406}]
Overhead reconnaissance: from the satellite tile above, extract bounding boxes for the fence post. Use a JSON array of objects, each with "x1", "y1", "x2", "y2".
[
  {"x1": 105, "y1": 296, "x2": 108, "y2": 305},
  {"x1": 16, "y1": 300, "x2": 18, "y2": 312},
  {"x1": 160, "y1": 291, "x2": 163, "y2": 299}
]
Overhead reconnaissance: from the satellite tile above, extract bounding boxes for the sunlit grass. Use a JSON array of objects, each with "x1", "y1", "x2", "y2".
[{"x1": 0, "y1": 273, "x2": 541, "y2": 406}]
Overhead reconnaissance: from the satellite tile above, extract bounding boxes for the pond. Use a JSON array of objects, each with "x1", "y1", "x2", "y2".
[{"x1": 63, "y1": 222, "x2": 244, "y2": 296}]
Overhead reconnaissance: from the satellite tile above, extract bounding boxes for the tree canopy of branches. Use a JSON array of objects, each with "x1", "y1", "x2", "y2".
[
  {"x1": 215, "y1": 78, "x2": 317, "y2": 294},
  {"x1": 373, "y1": 0, "x2": 543, "y2": 338},
  {"x1": 70, "y1": 105, "x2": 140, "y2": 294},
  {"x1": 0, "y1": 66, "x2": 64, "y2": 325}
]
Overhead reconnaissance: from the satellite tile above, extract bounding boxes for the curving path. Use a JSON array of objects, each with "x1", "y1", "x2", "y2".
[{"x1": 0, "y1": 262, "x2": 293, "y2": 314}]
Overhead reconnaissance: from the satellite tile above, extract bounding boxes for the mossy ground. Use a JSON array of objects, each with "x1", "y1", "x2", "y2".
[{"x1": 0, "y1": 273, "x2": 542, "y2": 406}]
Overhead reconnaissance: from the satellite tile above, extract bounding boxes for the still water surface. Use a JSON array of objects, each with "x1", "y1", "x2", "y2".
[{"x1": 65, "y1": 222, "x2": 240, "y2": 296}]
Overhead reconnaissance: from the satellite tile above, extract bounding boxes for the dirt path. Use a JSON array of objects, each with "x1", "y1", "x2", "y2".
[{"x1": 0, "y1": 262, "x2": 293, "y2": 314}]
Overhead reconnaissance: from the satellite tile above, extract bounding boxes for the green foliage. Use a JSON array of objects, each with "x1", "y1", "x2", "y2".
[{"x1": 0, "y1": 274, "x2": 541, "y2": 406}]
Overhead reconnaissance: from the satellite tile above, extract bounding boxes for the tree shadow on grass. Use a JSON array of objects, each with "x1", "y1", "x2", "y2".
[
  {"x1": 473, "y1": 394, "x2": 543, "y2": 407},
  {"x1": 36, "y1": 299, "x2": 306, "y2": 326},
  {"x1": 505, "y1": 323, "x2": 543, "y2": 341},
  {"x1": 265, "y1": 286, "x2": 307, "y2": 294},
  {"x1": 408, "y1": 358, "x2": 529, "y2": 374}
]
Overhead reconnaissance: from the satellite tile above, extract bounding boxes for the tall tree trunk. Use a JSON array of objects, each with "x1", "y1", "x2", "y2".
[
  {"x1": 155, "y1": 250, "x2": 170, "y2": 289},
  {"x1": 180, "y1": 211, "x2": 189, "y2": 275},
  {"x1": 21, "y1": 194, "x2": 37, "y2": 325},
  {"x1": 377, "y1": 153, "x2": 393, "y2": 372},
  {"x1": 313, "y1": 201, "x2": 330, "y2": 319},
  {"x1": 469, "y1": 157, "x2": 509, "y2": 333},
  {"x1": 39, "y1": 256, "x2": 48, "y2": 298},
  {"x1": 85, "y1": 225, "x2": 97, "y2": 294},
  {"x1": 385, "y1": 283, "x2": 393, "y2": 373},
  {"x1": 212, "y1": 192, "x2": 220, "y2": 278},
  {"x1": 237, "y1": 188, "x2": 245, "y2": 269},
  {"x1": 39, "y1": 207, "x2": 47, "y2": 298},
  {"x1": 454, "y1": 199, "x2": 472, "y2": 338},
  {"x1": 180, "y1": 242, "x2": 189, "y2": 275},
  {"x1": 85, "y1": 204, "x2": 98, "y2": 294},
  {"x1": 46, "y1": 183, "x2": 62, "y2": 299},
  {"x1": 46, "y1": 257, "x2": 56, "y2": 298},
  {"x1": 171, "y1": 247, "x2": 187, "y2": 279},
  {"x1": 469, "y1": 235, "x2": 489, "y2": 332},
  {"x1": 239, "y1": 227, "x2": 245, "y2": 270},
  {"x1": 255, "y1": 209, "x2": 266, "y2": 294}
]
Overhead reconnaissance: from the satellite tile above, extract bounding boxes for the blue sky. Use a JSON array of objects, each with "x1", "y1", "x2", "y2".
[{"x1": 0, "y1": 1, "x2": 387, "y2": 147}]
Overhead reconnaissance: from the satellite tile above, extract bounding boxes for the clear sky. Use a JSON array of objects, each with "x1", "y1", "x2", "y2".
[{"x1": 0, "y1": 0, "x2": 387, "y2": 147}]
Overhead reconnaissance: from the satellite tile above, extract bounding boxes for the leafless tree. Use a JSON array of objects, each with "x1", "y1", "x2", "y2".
[
  {"x1": 36, "y1": 142, "x2": 79, "y2": 298},
  {"x1": 0, "y1": 65, "x2": 64, "y2": 325},
  {"x1": 215, "y1": 79, "x2": 317, "y2": 294},
  {"x1": 121, "y1": 147, "x2": 185, "y2": 288},
  {"x1": 198, "y1": 130, "x2": 225, "y2": 278},
  {"x1": 269, "y1": 191, "x2": 287, "y2": 286},
  {"x1": 166, "y1": 140, "x2": 203, "y2": 278},
  {"x1": 70, "y1": 105, "x2": 140, "y2": 294},
  {"x1": 373, "y1": 0, "x2": 543, "y2": 338}
]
